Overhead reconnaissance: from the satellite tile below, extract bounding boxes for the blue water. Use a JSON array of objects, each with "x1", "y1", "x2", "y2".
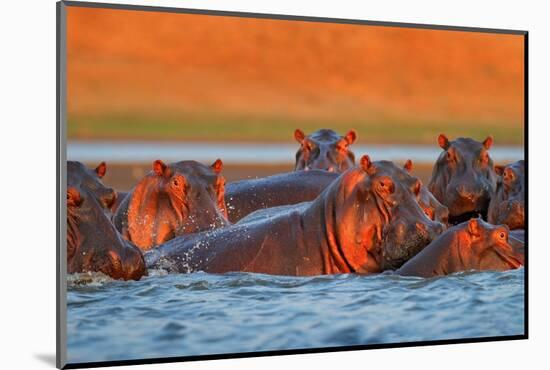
[{"x1": 67, "y1": 268, "x2": 525, "y2": 364}]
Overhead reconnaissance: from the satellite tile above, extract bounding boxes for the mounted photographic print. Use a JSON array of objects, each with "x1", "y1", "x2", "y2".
[{"x1": 56, "y1": 1, "x2": 527, "y2": 368}]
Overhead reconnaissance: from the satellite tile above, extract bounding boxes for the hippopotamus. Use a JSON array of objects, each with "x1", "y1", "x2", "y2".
[
  {"x1": 113, "y1": 159, "x2": 230, "y2": 251},
  {"x1": 67, "y1": 161, "x2": 146, "y2": 280},
  {"x1": 228, "y1": 160, "x2": 449, "y2": 225},
  {"x1": 145, "y1": 157, "x2": 444, "y2": 275},
  {"x1": 396, "y1": 218, "x2": 523, "y2": 277},
  {"x1": 294, "y1": 128, "x2": 357, "y2": 172},
  {"x1": 488, "y1": 160, "x2": 525, "y2": 230},
  {"x1": 67, "y1": 161, "x2": 117, "y2": 211},
  {"x1": 225, "y1": 170, "x2": 339, "y2": 223},
  {"x1": 428, "y1": 135, "x2": 497, "y2": 224}
]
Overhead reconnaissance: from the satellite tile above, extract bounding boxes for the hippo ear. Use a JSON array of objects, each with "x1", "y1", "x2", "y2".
[
  {"x1": 95, "y1": 162, "x2": 107, "y2": 178},
  {"x1": 294, "y1": 129, "x2": 306, "y2": 143},
  {"x1": 438, "y1": 134, "x2": 450, "y2": 150},
  {"x1": 344, "y1": 130, "x2": 357, "y2": 145},
  {"x1": 467, "y1": 218, "x2": 481, "y2": 238},
  {"x1": 494, "y1": 165, "x2": 505, "y2": 176},
  {"x1": 67, "y1": 187, "x2": 82, "y2": 207},
  {"x1": 360, "y1": 155, "x2": 372, "y2": 172},
  {"x1": 153, "y1": 160, "x2": 168, "y2": 176},
  {"x1": 404, "y1": 159, "x2": 413, "y2": 173},
  {"x1": 211, "y1": 159, "x2": 223, "y2": 174},
  {"x1": 483, "y1": 135, "x2": 494, "y2": 150}
]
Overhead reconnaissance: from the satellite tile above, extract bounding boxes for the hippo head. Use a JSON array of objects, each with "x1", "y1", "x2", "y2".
[
  {"x1": 439, "y1": 218, "x2": 523, "y2": 272},
  {"x1": 294, "y1": 128, "x2": 357, "y2": 172},
  {"x1": 125, "y1": 159, "x2": 229, "y2": 250},
  {"x1": 403, "y1": 159, "x2": 450, "y2": 225},
  {"x1": 428, "y1": 135, "x2": 497, "y2": 224},
  {"x1": 397, "y1": 218, "x2": 523, "y2": 277},
  {"x1": 67, "y1": 162, "x2": 146, "y2": 280},
  {"x1": 323, "y1": 156, "x2": 444, "y2": 273},
  {"x1": 370, "y1": 160, "x2": 446, "y2": 270},
  {"x1": 67, "y1": 161, "x2": 117, "y2": 211},
  {"x1": 488, "y1": 160, "x2": 525, "y2": 230}
]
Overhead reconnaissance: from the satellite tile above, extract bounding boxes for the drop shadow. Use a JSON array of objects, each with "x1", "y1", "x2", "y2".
[{"x1": 34, "y1": 353, "x2": 57, "y2": 367}]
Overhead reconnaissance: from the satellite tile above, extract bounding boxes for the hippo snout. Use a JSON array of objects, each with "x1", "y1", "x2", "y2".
[{"x1": 456, "y1": 185, "x2": 484, "y2": 201}]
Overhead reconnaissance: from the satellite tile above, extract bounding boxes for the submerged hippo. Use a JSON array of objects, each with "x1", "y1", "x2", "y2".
[
  {"x1": 67, "y1": 161, "x2": 146, "y2": 280},
  {"x1": 113, "y1": 159, "x2": 229, "y2": 251},
  {"x1": 428, "y1": 134, "x2": 497, "y2": 224},
  {"x1": 488, "y1": 160, "x2": 525, "y2": 230},
  {"x1": 225, "y1": 170, "x2": 339, "y2": 223},
  {"x1": 294, "y1": 128, "x2": 357, "y2": 172},
  {"x1": 396, "y1": 218, "x2": 523, "y2": 277},
  {"x1": 145, "y1": 157, "x2": 444, "y2": 276}
]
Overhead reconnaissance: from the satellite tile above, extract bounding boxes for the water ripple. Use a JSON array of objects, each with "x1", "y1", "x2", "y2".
[{"x1": 67, "y1": 268, "x2": 525, "y2": 364}]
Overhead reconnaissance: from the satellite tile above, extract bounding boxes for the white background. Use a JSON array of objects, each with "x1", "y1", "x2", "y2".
[{"x1": 1, "y1": 0, "x2": 548, "y2": 369}]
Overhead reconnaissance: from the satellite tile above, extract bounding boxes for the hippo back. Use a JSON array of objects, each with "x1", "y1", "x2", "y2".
[{"x1": 225, "y1": 170, "x2": 339, "y2": 223}]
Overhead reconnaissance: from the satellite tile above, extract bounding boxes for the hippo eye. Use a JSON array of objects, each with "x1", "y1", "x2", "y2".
[
  {"x1": 497, "y1": 230, "x2": 507, "y2": 240},
  {"x1": 377, "y1": 178, "x2": 394, "y2": 194},
  {"x1": 171, "y1": 176, "x2": 184, "y2": 189},
  {"x1": 446, "y1": 151, "x2": 454, "y2": 162}
]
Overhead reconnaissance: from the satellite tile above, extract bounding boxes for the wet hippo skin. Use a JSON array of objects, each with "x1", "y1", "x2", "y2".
[
  {"x1": 67, "y1": 161, "x2": 146, "y2": 280},
  {"x1": 145, "y1": 157, "x2": 444, "y2": 276},
  {"x1": 113, "y1": 159, "x2": 229, "y2": 251},
  {"x1": 294, "y1": 128, "x2": 357, "y2": 172},
  {"x1": 396, "y1": 218, "x2": 523, "y2": 277},
  {"x1": 428, "y1": 134, "x2": 497, "y2": 224},
  {"x1": 488, "y1": 160, "x2": 525, "y2": 230}
]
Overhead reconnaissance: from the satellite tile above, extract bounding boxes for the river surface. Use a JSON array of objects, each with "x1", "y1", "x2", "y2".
[
  {"x1": 66, "y1": 268, "x2": 525, "y2": 364},
  {"x1": 67, "y1": 141, "x2": 524, "y2": 164}
]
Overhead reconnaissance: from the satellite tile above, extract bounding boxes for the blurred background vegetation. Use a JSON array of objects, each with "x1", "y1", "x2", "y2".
[{"x1": 67, "y1": 7, "x2": 524, "y2": 145}]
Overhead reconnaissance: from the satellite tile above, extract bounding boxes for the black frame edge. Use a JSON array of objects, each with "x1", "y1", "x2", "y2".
[
  {"x1": 61, "y1": 0, "x2": 527, "y2": 35},
  {"x1": 63, "y1": 334, "x2": 527, "y2": 369},
  {"x1": 57, "y1": 1, "x2": 68, "y2": 369},
  {"x1": 523, "y1": 32, "x2": 530, "y2": 339}
]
